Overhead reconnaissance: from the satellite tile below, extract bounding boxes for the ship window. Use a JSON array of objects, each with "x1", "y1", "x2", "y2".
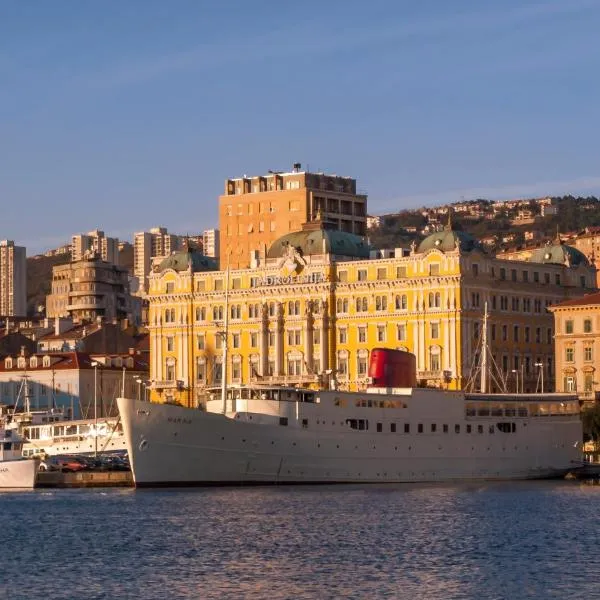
[
  {"x1": 279, "y1": 417, "x2": 288, "y2": 426},
  {"x1": 417, "y1": 423, "x2": 423, "y2": 433},
  {"x1": 466, "y1": 425, "x2": 472, "y2": 434},
  {"x1": 489, "y1": 425, "x2": 495, "y2": 434},
  {"x1": 404, "y1": 423, "x2": 410, "y2": 433},
  {"x1": 376, "y1": 423, "x2": 382, "y2": 432},
  {"x1": 390, "y1": 423, "x2": 396, "y2": 433},
  {"x1": 478, "y1": 425, "x2": 484, "y2": 434},
  {"x1": 443, "y1": 424, "x2": 448, "y2": 433},
  {"x1": 302, "y1": 419, "x2": 308, "y2": 428},
  {"x1": 431, "y1": 423, "x2": 437, "y2": 433},
  {"x1": 358, "y1": 419, "x2": 368, "y2": 431},
  {"x1": 455, "y1": 424, "x2": 460, "y2": 434}
]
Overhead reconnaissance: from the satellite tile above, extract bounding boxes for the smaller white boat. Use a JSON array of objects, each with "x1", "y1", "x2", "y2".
[
  {"x1": 0, "y1": 419, "x2": 39, "y2": 489},
  {"x1": 20, "y1": 416, "x2": 126, "y2": 457}
]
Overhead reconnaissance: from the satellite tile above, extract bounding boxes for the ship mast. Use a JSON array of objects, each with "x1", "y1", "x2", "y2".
[
  {"x1": 221, "y1": 256, "x2": 230, "y2": 415},
  {"x1": 480, "y1": 301, "x2": 488, "y2": 393}
]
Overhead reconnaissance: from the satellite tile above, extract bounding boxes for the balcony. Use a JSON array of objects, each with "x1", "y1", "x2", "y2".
[
  {"x1": 418, "y1": 370, "x2": 443, "y2": 380},
  {"x1": 250, "y1": 374, "x2": 320, "y2": 386},
  {"x1": 66, "y1": 301, "x2": 105, "y2": 310},
  {"x1": 152, "y1": 380, "x2": 185, "y2": 390}
]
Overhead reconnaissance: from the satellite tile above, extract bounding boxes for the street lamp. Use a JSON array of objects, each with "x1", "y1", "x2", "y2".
[
  {"x1": 91, "y1": 361, "x2": 99, "y2": 457},
  {"x1": 535, "y1": 362, "x2": 544, "y2": 394},
  {"x1": 511, "y1": 369, "x2": 519, "y2": 394}
]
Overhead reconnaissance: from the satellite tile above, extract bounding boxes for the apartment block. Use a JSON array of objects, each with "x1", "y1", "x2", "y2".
[
  {"x1": 202, "y1": 229, "x2": 220, "y2": 258},
  {"x1": 0, "y1": 240, "x2": 27, "y2": 317},
  {"x1": 133, "y1": 227, "x2": 184, "y2": 296},
  {"x1": 219, "y1": 163, "x2": 367, "y2": 269},
  {"x1": 71, "y1": 230, "x2": 119, "y2": 265},
  {"x1": 46, "y1": 256, "x2": 140, "y2": 324}
]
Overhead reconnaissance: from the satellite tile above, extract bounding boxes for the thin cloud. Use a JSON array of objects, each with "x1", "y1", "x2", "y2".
[
  {"x1": 373, "y1": 176, "x2": 600, "y2": 214},
  {"x1": 83, "y1": 0, "x2": 600, "y2": 89}
]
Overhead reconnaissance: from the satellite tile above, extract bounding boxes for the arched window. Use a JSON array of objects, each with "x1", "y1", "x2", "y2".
[
  {"x1": 429, "y1": 346, "x2": 441, "y2": 372},
  {"x1": 165, "y1": 357, "x2": 176, "y2": 381}
]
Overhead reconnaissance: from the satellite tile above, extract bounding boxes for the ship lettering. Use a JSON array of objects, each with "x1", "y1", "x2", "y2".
[{"x1": 167, "y1": 417, "x2": 192, "y2": 425}]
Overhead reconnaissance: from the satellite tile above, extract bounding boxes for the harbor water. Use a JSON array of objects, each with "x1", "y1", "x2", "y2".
[{"x1": 2, "y1": 481, "x2": 600, "y2": 600}]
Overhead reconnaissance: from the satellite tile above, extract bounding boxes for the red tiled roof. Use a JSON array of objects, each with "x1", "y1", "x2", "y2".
[
  {"x1": 38, "y1": 323, "x2": 101, "y2": 341},
  {"x1": 550, "y1": 291, "x2": 600, "y2": 309}
]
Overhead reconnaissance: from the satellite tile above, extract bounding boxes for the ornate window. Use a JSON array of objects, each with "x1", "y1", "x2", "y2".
[{"x1": 165, "y1": 357, "x2": 176, "y2": 381}]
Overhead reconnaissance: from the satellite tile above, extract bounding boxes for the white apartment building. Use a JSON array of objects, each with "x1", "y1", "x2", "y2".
[
  {"x1": 71, "y1": 230, "x2": 119, "y2": 265},
  {"x1": 202, "y1": 228, "x2": 220, "y2": 258},
  {"x1": 0, "y1": 240, "x2": 27, "y2": 317},
  {"x1": 134, "y1": 227, "x2": 184, "y2": 296}
]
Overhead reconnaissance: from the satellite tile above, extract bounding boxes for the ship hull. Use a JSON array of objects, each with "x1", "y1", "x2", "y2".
[
  {"x1": 117, "y1": 397, "x2": 581, "y2": 487},
  {"x1": 0, "y1": 458, "x2": 38, "y2": 489}
]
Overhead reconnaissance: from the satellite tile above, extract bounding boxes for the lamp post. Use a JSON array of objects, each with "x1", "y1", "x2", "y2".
[
  {"x1": 535, "y1": 362, "x2": 544, "y2": 394},
  {"x1": 511, "y1": 369, "x2": 519, "y2": 394},
  {"x1": 91, "y1": 361, "x2": 99, "y2": 457}
]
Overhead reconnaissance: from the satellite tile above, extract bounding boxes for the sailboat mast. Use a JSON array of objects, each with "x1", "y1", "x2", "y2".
[
  {"x1": 221, "y1": 258, "x2": 230, "y2": 414},
  {"x1": 480, "y1": 302, "x2": 488, "y2": 393}
]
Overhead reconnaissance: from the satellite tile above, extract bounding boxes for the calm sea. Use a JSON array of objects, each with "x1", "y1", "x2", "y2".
[{"x1": 1, "y1": 481, "x2": 599, "y2": 600}]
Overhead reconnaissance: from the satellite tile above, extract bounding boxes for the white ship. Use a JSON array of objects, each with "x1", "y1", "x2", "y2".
[
  {"x1": 117, "y1": 384, "x2": 582, "y2": 487},
  {"x1": 0, "y1": 419, "x2": 38, "y2": 489},
  {"x1": 20, "y1": 416, "x2": 126, "y2": 458}
]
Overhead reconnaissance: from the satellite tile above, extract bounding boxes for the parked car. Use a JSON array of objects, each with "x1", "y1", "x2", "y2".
[{"x1": 39, "y1": 455, "x2": 88, "y2": 473}]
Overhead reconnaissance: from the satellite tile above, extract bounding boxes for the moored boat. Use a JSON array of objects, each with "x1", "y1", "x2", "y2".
[
  {"x1": 117, "y1": 384, "x2": 582, "y2": 487},
  {"x1": 0, "y1": 420, "x2": 38, "y2": 489}
]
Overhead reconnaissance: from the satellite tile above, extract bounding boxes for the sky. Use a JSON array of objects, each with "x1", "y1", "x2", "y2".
[{"x1": 2, "y1": 0, "x2": 600, "y2": 254}]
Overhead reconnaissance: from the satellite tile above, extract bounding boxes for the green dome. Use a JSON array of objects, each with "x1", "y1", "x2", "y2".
[
  {"x1": 267, "y1": 229, "x2": 370, "y2": 259},
  {"x1": 530, "y1": 242, "x2": 589, "y2": 267},
  {"x1": 157, "y1": 250, "x2": 218, "y2": 273},
  {"x1": 417, "y1": 229, "x2": 481, "y2": 254}
]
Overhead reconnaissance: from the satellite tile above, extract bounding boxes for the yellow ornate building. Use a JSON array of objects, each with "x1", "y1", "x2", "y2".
[{"x1": 146, "y1": 221, "x2": 597, "y2": 406}]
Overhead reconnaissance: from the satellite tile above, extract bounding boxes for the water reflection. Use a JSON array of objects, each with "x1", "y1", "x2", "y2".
[{"x1": 1, "y1": 482, "x2": 600, "y2": 599}]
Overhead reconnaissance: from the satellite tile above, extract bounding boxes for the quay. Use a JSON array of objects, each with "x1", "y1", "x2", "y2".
[{"x1": 36, "y1": 470, "x2": 133, "y2": 488}]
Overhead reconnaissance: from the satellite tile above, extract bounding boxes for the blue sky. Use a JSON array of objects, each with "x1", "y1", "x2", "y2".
[{"x1": 2, "y1": 0, "x2": 600, "y2": 254}]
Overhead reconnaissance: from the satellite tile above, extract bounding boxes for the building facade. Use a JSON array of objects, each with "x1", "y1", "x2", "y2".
[
  {"x1": 134, "y1": 227, "x2": 184, "y2": 296},
  {"x1": 45, "y1": 257, "x2": 139, "y2": 324},
  {"x1": 0, "y1": 240, "x2": 27, "y2": 317},
  {"x1": 71, "y1": 230, "x2": 119, "y2": 265},
  {"x1": 0, "y1": 351, "x2": 148, "y2": 418},
  {"x1": 219, "y1": 164, "x2": 367, "y2": 269},
  {"x1": 549, "y1": 291, "x2": 600, "y2": 405},
  {"x1": 202, "y1": 229, "x2": 220, "y2": 259},
  {"x1": 144, "y1": 222, "x2": 596, "y2": 407}
]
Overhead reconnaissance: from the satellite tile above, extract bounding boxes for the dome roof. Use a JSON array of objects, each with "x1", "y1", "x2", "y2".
[
  {"x1": 417, "y1": 228, "x2": 481, "y2": 254},
  {"x1": 529, "y1": 242, "x2": 589, "y2": 267},
  {"x1": 157, "y1": 250, "x2": 218, "y2": 273},
  {"x1": 267, "y1": 228, "x2": 370, "y2": 259}
]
